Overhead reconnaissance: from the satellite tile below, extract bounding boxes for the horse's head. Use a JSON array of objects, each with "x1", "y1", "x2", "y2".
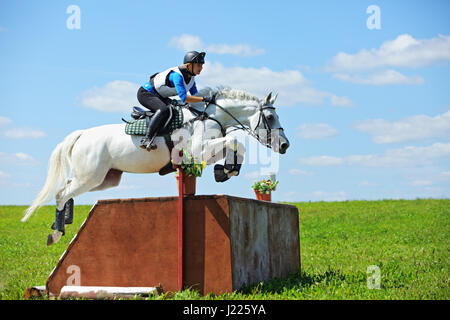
[
  {"x1": 199, "y1": 87, "x2": 290, "y2": 154},
  {"x1": 249, "y1": 92, "x2": 290, "y2": 154}
]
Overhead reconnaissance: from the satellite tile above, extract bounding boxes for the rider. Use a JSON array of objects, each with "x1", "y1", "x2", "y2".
[{"x1": 138, "y1": 51, "x2": 214, "y2": 150}]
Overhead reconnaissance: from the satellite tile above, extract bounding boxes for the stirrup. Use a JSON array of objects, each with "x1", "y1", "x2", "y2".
[{"x1": 140, "y1": 136, "x2": 157, "y2": 151}]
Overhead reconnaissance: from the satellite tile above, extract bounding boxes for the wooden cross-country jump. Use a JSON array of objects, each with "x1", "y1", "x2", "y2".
[{"x1": 44, "y1": 175, "x2": 300, "y2": 296}]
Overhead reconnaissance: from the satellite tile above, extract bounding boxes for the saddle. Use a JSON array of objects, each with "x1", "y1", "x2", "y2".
[
  {"x1": 122, "y1": 105, "x2": 184, "y2": 176},
  {"x1": 131, "y1": 106, "x2": 154, "y2": 120},
  {"x1": 126, "y1": 106, "x2": 175, "y2": 135}
]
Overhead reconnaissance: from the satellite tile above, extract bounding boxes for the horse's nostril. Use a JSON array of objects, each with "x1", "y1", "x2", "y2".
[{"x1": 280, "y1": 142, "x2": 288, "y2": 151}]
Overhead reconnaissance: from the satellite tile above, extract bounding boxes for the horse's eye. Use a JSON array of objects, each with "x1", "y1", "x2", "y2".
[{"x1": 267, "y1": 115, "x2": 274, "y2": 120}]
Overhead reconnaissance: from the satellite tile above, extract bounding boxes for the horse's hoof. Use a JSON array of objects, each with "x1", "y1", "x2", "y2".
[
  {"x1": 214, "y1": 164, "x2": 230, "y2": 182},
  {"x1": 226, "y1": 170, "x2": 239, "y2": 178},
  {"x1": 224, "y1": 164, "x2": 241, "y2": 177},
  {"x1": 47, "y1": 231, "x2": 63, "y2": 246}
]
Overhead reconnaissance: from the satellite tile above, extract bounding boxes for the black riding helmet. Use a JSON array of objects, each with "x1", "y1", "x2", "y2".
[{"x1": 183, "y1": 51, "x2": 206, "y2": 64}]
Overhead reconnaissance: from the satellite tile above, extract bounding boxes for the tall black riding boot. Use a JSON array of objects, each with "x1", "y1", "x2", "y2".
[{"x1": 140, "y1": 109, "x2": 169, "y2": 151}]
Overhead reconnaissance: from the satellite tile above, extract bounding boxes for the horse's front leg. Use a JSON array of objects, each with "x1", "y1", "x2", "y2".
[
  {"x1": 223, "y1": 139, "x2": 245, "y2": 176},
  {"x1": 191, "y1": 131, "x2": 245, "y2": 182}
]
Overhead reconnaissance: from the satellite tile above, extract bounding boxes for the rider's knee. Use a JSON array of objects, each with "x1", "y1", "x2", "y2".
[{"x1": 159, "y1": 105, "x2": 171, "y2": 118}]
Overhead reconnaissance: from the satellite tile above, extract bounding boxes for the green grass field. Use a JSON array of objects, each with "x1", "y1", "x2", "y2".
[{"x1": 0, "y1": 199, "x2": 448, "y2": 300}]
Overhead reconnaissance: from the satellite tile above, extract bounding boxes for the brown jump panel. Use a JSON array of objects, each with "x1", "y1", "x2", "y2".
[{"x1": 46, "y1": 195, "x2": 300, "y2": 295}]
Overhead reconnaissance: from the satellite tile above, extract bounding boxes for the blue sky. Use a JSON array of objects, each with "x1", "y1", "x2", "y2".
[{"x1": 0, "y1": 0, "x2": 449, "y2": 205}]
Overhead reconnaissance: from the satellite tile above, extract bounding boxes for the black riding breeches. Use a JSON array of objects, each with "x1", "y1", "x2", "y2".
[{"x1": 137, "y1": 86, "x2": 171, "y2": 118}]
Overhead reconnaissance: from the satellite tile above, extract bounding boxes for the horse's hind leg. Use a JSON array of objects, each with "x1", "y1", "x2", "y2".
[
  {"x1": 89, "y1": 169, "x2": 123, "y2": 191},
  {"x1": 64, "y1": 198, "x2": 74, "y2": 224},
  {"x1": 50, "y1": 197, "x2": 73, "y2": 230},
  {"x1": 47, "y1": 174, "x2": 106, "y2": 246}
]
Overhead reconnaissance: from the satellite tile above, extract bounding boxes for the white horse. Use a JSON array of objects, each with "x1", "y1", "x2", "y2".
[{"x1": 21, "y1": 87, "x2": 290, "y2": 245}]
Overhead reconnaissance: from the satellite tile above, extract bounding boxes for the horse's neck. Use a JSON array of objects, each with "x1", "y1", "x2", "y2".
[
  {"x1": 208, "y1": 100, "x2": 257, "y2": 129},
  {"x1": 183, "y1": 100, "x2": 257, "y2": 132}
]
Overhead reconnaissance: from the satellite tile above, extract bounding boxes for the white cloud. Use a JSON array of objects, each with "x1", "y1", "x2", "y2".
[
  {"x1": 0, "y1": 116, "x2": 12, "y2": 127},
  {"x1": 333, "y1": 69, "x2": 424, "y2": 86},
  {"x1": 169, "y1": 34, "x2": 352, "y2": 107},
  {"x1": 169, "y1": 34, "x2": 265, "y2": 56},
  {"x1": 207, "y1": 43, "x2": 265, "y2": 56},
  {"x1": 199, "y1": 61, "x2": 353, "y2": 107},
  {"x1": 296, "y1": 123, "x2": 339, "y2": 140},
  {"x1": 354, "y1": 111, "x2": 450, "y2": 144},
  {"x1": 442, "y1": 171, "x2": 450, "y2": 177},
  {"x1": 299, "y1": 142, "x2": 450, "y2": 168},
  {"x1": 350, "y1": 143, "x2": 450, "y2": 167},
  {"x1": 327, "y1": 34, "x2": 450, "y2": 72},
  {"x1": 201, "y1": 61, "x2": 307, "y2": 91},
  {"x1": 0, "y1": 152, "x2": 36, "y2": 164},
  {"x1": 3, "y1": 128, "x2": 46, "y2": 139},
  {"x1": 80, "y1": 80, "x2": 140, "y2": 112},
  {"x1": 0, "y1": 117, "x2": 46, "y2": 139},
  {"x1": 169, "y1": 34, "x2": 204, "y2": 52},
  {"x1": 329, "y1": 95, "x2": 354, "y2": 107},
  {"x1": 14, "y1": 152, "x2": 35, "y2": 161},
  {"x1": 288, "y1": 168, "x2": 314, "y2": 176},
  {"x1": 79, "y1": 62, "x2": 353, "y2": 112}
]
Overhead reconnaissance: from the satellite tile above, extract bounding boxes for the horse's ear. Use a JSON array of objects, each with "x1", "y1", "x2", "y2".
[
  {"x1": 270, "y1": 93, "x2": 278, "y2": 105},
  {"x1": 265, "y1": 92, "x2": 272, "y2": 105}
]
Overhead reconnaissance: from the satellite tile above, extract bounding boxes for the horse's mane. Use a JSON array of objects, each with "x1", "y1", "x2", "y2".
[{"x1": 197, "y1": 86, "x2": 260, "y2": 103}]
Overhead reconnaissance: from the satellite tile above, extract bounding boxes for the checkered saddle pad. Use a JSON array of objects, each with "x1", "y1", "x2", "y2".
[{"x1": 124, "y1": 105, "x2": 184, "y2": 136}]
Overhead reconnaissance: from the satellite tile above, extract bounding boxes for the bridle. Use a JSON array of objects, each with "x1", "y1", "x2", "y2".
[
  {"x1": 250, "y1": 104, "x2": 284, "y2": 149},
  {"x1": 182, "y1": 98, "x2": 283, "y2": 149}
]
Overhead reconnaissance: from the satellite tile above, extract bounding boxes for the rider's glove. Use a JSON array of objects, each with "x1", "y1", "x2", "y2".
[
  {"x1": 170, "y1": 99, "x2": 183, "y2": 106},
  {"x1": 203, "y1": 94, "x2": 216, "y2": 104}
]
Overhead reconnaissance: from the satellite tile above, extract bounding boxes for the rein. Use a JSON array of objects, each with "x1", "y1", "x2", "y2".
[
  {"x1": 183, "y1": 104, "x2": 227, "y2": 137},
  {"x1": 189, "y1": 99, "x2": 282, "y2": 149}
]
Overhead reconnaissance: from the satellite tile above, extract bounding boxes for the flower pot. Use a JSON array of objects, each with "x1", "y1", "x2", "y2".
[
  {"x1": 254, "y1": 190, "x2": 271, "y2": 201},
  {"x1": 176, "y1": 173, "x2": 196, "y2": 196}
]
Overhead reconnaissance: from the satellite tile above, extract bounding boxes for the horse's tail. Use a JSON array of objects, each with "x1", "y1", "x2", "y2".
[{"x1": 21, "y1": 130, "x2": 84, "y2": 222}]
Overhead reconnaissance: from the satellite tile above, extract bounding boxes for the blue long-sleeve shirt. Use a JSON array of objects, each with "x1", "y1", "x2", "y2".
[{"x1": 142, "y1": 71, "x2": 198, "y2": 102}]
